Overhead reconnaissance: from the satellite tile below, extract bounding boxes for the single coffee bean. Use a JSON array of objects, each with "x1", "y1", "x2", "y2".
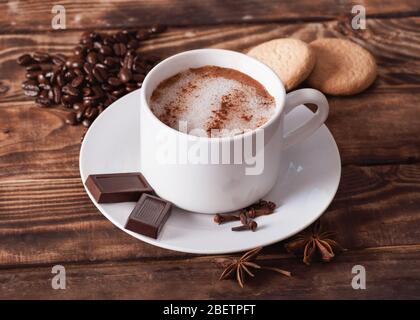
[
  {"x1": 22, "y1": 81, "x2": 39, "y2": 96},
  {"x1": 92, "y1": 65, "x2": 107, "y2": 83},
  {"x1": 76, "y1": 107, "x2": 86, "y2": 122},
  {"x1": 82, "y1": 119, "x2": 91, "y2": 128},
  {"x1": 17, "y1": 54, "x2": 35, "y2": 66},
  {"x1": 85, "y1": 106, "x2": 98, "y2": 120},
  {"x1": 62, "y1": 85, "x2": 79, "y2": 97},
  {"x1": 95, "y1": 63, "x2": 107, "y2": 70},
  {"x1": 53, "y1": 86, "x2": 61, "y2": 104},
  {"x1": 113, "y1": 43, "x2": 126, "y2": 56},
  {"x1": 118, "y1": 68, "x2": 132, "y2": 83},
  {"x1": 87, "y1": 52, "x2": 97, "y2": 64},
  {"x1": 71, "y1": 75, "x2": 84, "y2": 88},
  {"x1": 82, "y1": 87, "x2": 92, "y2": 96},
  {"x1": 33, "y1": 51, "x2": 51, "y2": 63},
  {"x1": 83, "y1": 97, "x2": 94, "y2": 108},
  {"x1": 56, "y1": 73, "x2": 65, "y2": 87},
  {"x1": 93, "y1": 41, "x2": 103, "y2": 50},
  {"x1": 83, "y1": 63, "x2": 93, "y2": 76},
  {"x1": 49, "y1": 69, "x2": 60, "y2": 84},
  {"x1": 123, "y1": 54, "x2": 134, "y2": 70},
  {"x1": 52, "y1": 54, "x2": 66, "y2": 65},
  {"x1": 72, "y1": 102, "x2": 83, "y2": 111},
  {"x1": 23, "y1": 89, "x2": 39, "y2": 97},
  {"x1": 108, "y1": 77, "x2": 122, "y2": 86},
  {"x1": 101, "y1": 83, "x2": 112, "y2": 91},
  {"x1": 65, "y1": 112, "x2": 77, "y2": 125}
]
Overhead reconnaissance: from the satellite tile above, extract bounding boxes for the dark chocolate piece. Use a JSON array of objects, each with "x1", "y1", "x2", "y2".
[
  {"x1": 85, "y1": 172, "x2": 153, "y2": 203},
  {"x1": 125, "y1": 193, "x2": 172, "y2": 239}
]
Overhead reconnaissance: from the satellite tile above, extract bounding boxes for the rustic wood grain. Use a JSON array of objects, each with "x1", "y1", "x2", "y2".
[
  {"x1": 1, "y1": 90, "x2": 419, "y2": 182},
  {"x1": 1, "y1": 18, "x2": 419, "y2": 104},
  {"x1": 1, "y1": 0, "x2": 419, "y2": 32},
  {"x1": 1, "y1": 19, "x2": 419, "y2": 178},
  {"x1": 1, "y1": 246, "x2": 419, "y2": 299},
  {"x1": 1, "y1": 1, "x2": 420, "y2": 299},
  {"x1": 1, "y1": 164, "x2": 420, "y2": 267}
]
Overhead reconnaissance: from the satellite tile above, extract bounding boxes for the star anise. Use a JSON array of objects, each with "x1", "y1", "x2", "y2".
[
  {"x1": 219, "y1": 247, "x2": 291, "y2": 288},
  {"x1": 285, "y1": 219, "x2": 345, "y2": 265}
]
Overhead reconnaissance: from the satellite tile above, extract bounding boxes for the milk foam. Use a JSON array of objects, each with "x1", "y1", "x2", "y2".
[{"x1": 150, "y1": 66, "x2": 276, "y2": 137}]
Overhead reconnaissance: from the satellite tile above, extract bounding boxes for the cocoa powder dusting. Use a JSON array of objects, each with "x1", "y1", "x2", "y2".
[{"x1": 150, "y1": 65, "x2": 276, "y2": 137}]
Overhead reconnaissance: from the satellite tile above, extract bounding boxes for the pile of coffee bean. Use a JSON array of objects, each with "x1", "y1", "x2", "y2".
[{"x1": 17, "y1": 26, "x2": 166, "y2": 127}]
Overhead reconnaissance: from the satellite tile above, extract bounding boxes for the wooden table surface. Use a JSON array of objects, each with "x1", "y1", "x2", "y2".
[{"x1": 1, "y1": 0, "x2": 420, "y2": 299}]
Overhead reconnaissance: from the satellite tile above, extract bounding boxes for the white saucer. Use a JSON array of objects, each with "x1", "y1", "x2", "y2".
[{"x1": 80, "y1": 90, "x2": 341, "y2": 254}]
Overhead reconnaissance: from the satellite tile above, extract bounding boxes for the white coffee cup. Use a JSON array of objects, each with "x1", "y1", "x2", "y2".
[{"x1": 140, "y1": 49, "x2": 329, "y2": 213}]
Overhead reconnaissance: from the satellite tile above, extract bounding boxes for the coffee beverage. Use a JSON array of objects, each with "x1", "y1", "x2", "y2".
[{"x1": 149, "y1": 66, "x2": 276, "y2": 137}]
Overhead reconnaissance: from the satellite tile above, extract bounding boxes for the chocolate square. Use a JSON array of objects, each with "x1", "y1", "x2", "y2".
[
  {"x1": 85, "y1": 172, "x2": 153, "y2": 203},
  {"x1": 125, "y1": 193, "x2": 172, "y2": 239}
]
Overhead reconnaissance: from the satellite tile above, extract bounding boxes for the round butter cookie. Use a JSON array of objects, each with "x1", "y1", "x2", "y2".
[
  {"x1": 248, "y1": 38, "x2": 316, "y2": 91},
  {"x1": 308, "y1": 38, "x2": 377, "y2": 95}
]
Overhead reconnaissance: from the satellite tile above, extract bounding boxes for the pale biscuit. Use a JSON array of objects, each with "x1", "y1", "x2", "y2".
[
  {"x1": 308, "y1": 38, "x2": 377, "y2": 95},
  {"x1": 247, "y1": 38, "x2": 316, "y2": 91}
]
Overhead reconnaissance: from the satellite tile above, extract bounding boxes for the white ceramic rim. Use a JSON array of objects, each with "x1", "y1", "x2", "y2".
[
  {"x1": 140, "y1": 48, "x2": 286, "y2": 142},
  {"x1": 79, "y1": 89, "x2": 342, "y2": 254}
]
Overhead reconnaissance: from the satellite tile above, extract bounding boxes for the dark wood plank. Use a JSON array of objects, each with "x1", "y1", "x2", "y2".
[
  {"x1": 1, "y1": 0, "x2": 419, "y2": 32},
  {"x1": 0, "y1": 177, "x2": 188, "y2": 268},
  {"x1": 1, "y1": 164, "x2": 420, "y2": 267},
  {"x1": 1, "y1": 246, "x2": 419, "y2": 299}
]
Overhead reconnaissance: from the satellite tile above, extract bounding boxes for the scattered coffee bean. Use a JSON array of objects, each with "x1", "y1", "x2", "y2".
[
  {"x1": 17, "y1": 54, "x2": 35, "y2": 66},
  {"x1": 71, "y1": 75, "x2": 84, "y2": 88},
  {"x1": 82, "y1": 119, "x2": 91, "y2": 127},
  {"x1": 17, "y1": 27, "x2": 167, "y2": 126},
  {"x1": 33, "y1": 51, "x2": 51, "y2": 63},
  {"x1": 118, "y1": 68, "x2": 132, "y2": 83}
]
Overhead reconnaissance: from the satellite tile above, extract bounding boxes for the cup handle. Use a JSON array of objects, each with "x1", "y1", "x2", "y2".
[{"x1": 282, "y1": 88, "x2": 329, "y2": 150}]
